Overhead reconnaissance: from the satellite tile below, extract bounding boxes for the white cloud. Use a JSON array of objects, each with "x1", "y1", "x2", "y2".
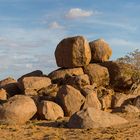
[
  {"x1": 49, "y1": 21, "x2": 63, "y2": 29},
  {"x1": 66, "y1": 8, "x2": 93, "y2": 19}
]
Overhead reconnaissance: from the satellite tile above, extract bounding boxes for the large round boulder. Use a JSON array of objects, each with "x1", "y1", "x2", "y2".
[
  {"x1": 55, "y1": 36, "x2": 91, "y2": 68},
  {"x1": 89, "y1": 38, "x2": 112, "y2": 62},
  {"x1": 0, "y1": 95, "x2": 37, "y2": 124}
]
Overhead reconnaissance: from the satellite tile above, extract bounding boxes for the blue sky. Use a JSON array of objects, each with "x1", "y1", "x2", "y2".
[{"x1": 0, "y1": 0, "x2": 140, "y2": 79}]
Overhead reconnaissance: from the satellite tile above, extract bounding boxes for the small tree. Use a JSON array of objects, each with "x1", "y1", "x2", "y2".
[
  {"x1": 117, "y1": 49, "x2": 140, "y2": 70},
  {"x1": 116, "y1": 49, "x2": 140, "y2": 88}
]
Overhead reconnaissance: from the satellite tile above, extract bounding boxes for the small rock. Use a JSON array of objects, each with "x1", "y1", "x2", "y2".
[{"x1": 0, "y1": 89, "x2": 7, "y2": 101}]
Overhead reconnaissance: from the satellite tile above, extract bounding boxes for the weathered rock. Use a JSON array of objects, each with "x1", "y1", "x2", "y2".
[
  {"x1": 82, "y1": 90, "x2": 101, "y2": 110},
  {"x1": 132, "y1": 84, "x2": 140, "y2": 95},
  {"x1": 18, "y1": 76, "x2": 51, "y2": 94},
  {"x1": 48, "y1": 67, "x2": 84, "y2": 83},
  {"x1": 84, "y1": 64, "x2": 109, "y2": 86},
  {"x1": 101, "y1": 61, "x2": 137, "y2": 89},
  {"x1": 133, "y1": 96, "x2": 140, "y2": 109},
  {"x1": 18, "y1": 70, "x2": 43, "y2": 81},
  {"x1": 68, "y1": 107, "x2": 128, "y2": 129},
  {"x1": 0, "y1": 77, "x2": 20, "y2": 96},
  {"x1": 55, "y1": 36, "x2": 91, "y2": 68},
  {"x1": 0, "y1": 95, "x2": 37, "y2": 124},
  {"x1": 89, "y1": 38, "x2": 112, "y2": 62},
  {"x1": 63, "y1": 74, "x2": 90, "y2": 90},
  {"x1": 80, "y1": 84, "x2": 97, "y2": 97},
  {"x1": 0, "y1": 89, "x2": 7, "y2": 101},
  {"x1": 56, "y1": 85, "x2": 85, "y2": 116},
  {"x1": 112, "y1": 92, "x2": 140, "y2": 108},
  {"x1": 37, "y1": 101, "x2": 64, "y2": 121},
  {"x1": 38, "y1": 84, "x2": 59, "y2": 101},
  {"x1": 97, "y1": 87, "x2": 114, "y2": 110},
  {"x1": 123, "y1": 105, "x2": 140, "y2": 113}
]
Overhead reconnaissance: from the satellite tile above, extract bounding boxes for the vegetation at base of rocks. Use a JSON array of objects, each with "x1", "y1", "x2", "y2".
[
  {"x1": 116, "y1": 49, "x2": 140, "y2": 70},
  {"x1": 116, "y1": 49, "x2": 140, "y2": 87}
]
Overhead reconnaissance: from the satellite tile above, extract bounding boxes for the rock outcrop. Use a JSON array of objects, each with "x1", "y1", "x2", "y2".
[{"x1": 1, "y1": 35, "x2": 140, "y2": 129}]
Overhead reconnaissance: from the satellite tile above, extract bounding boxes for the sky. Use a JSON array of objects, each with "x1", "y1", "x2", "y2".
[{"x1": 0, "y1": 0, "x2": 140, "y2": 79}]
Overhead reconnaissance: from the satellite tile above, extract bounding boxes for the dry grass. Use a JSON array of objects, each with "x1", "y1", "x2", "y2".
[{"x1": 0, "y1": 112, "x2": 140, "y2": 140}]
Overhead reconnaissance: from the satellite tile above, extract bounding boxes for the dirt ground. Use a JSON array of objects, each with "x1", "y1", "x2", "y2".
[{"x1": 0, "y1": 112, "x2": 140, "y2": 140}]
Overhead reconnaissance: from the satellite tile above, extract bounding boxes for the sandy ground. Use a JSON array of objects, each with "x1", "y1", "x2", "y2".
[{"x1": 0, "y1": 112, "x2": 140, "y2": 140}]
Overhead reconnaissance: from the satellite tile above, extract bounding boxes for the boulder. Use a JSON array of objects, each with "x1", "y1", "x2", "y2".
[
  {"x1": 82, "y1": 90, "x2": 101, "y2": 110},
  {"x1": 101, "y1": 61, "x2": 137, "y2": 89},
  {"x1": 133, "y1": 96, "x2": 140, "y2": 109},
  {"x1": 63, "y1": 74, "x2": 90, "y2": 90},
  {"x1": 68, "y1": 107, "x2": 128, "y2": 129},
  {"x1": 18, "y1": 76, "x2": 51, "y2": 95},
  {"x1": 37, "y1": 101, "x2": 64, "y2": 121},
  {"x1": 84, "y1": 64, "x2": 109, "y2": 86},
  {"x1": 48, "y1": 67, "x2": 84, "y2": 83},
  {"x1": 55, "y1": 36, "x2": 91, "y2": 68},
  {"x1": 80, "y1": 84, "x2": 97, "y2": 96},
  {"x1": 89, "y1": 38, "x2": 112, "y2": 62},
  {"x1": 97, "y1": 87, "x2": 114, "y2": 110},
  {"x1": 0, "y1": 89, "x2": 7, "y2": 101},
  {"x1": 123, "y1": 105, "x2": 139, "y2": 113},
  {"x1": 0, "y1": 77, "x2": 20, "y2": 96},
  {"x1": 18, "y1": 70, "x2": 43, "y2": 81},
  {"x1": 0, "y1": 95, "x2": 37, "y2": 124},
  {"x1": 112, "y1": 92, "x2": 140, "y2": 109},
  {"x1": 56, "y1": 85, "x2": 85, "y2": 116},
  {"x1": 38, "y1": 84, "x2": 59, "y2": 101}
]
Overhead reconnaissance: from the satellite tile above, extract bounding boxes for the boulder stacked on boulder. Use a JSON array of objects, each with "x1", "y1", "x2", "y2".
[
  {"x1": 0, "y1": 35, "x2": 140, "y2": 129},
  {"x1": 55, "y1": 36, "x2": 91, "y2": 68}
]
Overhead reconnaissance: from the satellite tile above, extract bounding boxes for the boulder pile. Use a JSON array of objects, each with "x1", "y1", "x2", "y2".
[{"x1": 0, "y1": 35, "x2": 140, "y2": 128}]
